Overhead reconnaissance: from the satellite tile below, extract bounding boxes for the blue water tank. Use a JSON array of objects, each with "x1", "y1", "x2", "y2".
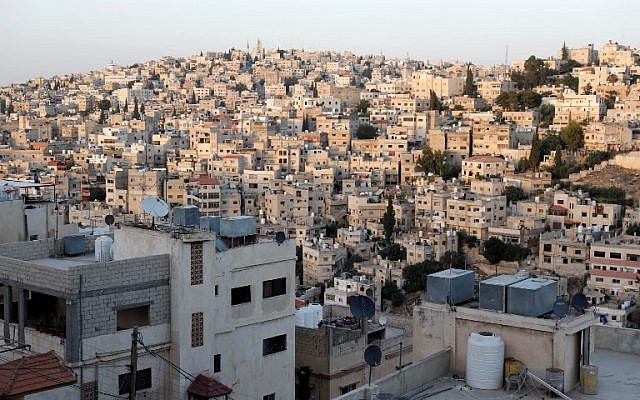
[
  {"x1": 173, "y1": 206, "x2": 200, "y2": 226},
  {"x1": 63, "y1": 235, "x2": 86, "y2": 256},
  {"x1": 426, "y1": 268, "x2": 475, "y2": 305}
]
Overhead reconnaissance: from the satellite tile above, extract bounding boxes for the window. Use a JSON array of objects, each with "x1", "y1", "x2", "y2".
[
  {"x1": 117, "y1": 305, "x2": 150, "y2": 331},
  {"x1": 231, "y1": 286, "x2": 251, "y2": 305},
  {"x1": 610, "y1": 252, "x2": 622, "y2": 259},
  {"x1": 612, "y1": 279, "x2": 620, "y2": 284},
  {"x1": 263, "y1": 277, "x2": 287, "y2": 298},
  {"x1": 118, "y1": 368, "x2": 152, "y2": 395},
  {"x1": 191, "y1": 242, "x2": 203, "y2": 285},
  {"x1": 594, "y1": 251, "x2": 605, "y2": 258},
  {"x1": 214, "y1": 285, "x2": 219, "y2": 296},
  {"x1": 543, "y1": 244, "x2": 552, "y2": 252},
  {"x1": 340, "y1": 383, "x2": 358, "y2": 394},
  {"x1": 214, "y1": 354, "x2": 221, "y2": 373},
  {"x1": 263, "y1": 334, "x2": 287, "y2": 356},
  {"x1": 263, "y1": 394, "x2": 275, "y2": 400},
  {"x1": 595, "y1": 277, "x2": 604, "y2": 282},
  {"x1": 192, "y1": 312, "x2": 203, "y2": 348}
]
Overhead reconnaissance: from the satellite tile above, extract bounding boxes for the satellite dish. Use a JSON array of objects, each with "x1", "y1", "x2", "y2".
[
  {"x1": 141, "y1": 197, "x2": 170, "y2": 218},
  {"x1": 275, "y1": 231, "x2": 286, "y2": 245},
  {"x1": 365, "y1": 288, "x2": 374, "y2": 298},
  {"x1": 364, "y1": 344, "x2": 382, "y2": 367},
  {"x1": 553, "y1": 298, "x2": 569, "y2": 319},
  {"x1": 350, "y1": 295, "x2": 375, "y2": 320},
  {"x1": 378, "y1": 315, "x2": 387, "y2": 326},
  {"x1": 571, "y1": 293, "x2": 588, "y2": 313},
  {"x1": 104, "y1": 215, "x2": 115, "y2": 226}
]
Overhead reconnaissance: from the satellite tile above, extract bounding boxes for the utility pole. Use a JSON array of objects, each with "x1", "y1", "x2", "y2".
[{"x1": 129, "y1": 327, "x2": 139, "y2": 400}]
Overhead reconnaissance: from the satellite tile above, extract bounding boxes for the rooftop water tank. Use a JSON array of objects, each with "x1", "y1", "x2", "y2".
[
  {"x1": 94, "y1": 235, "x2": 113, "y2": 262},
  {"x1": 426, "y1": 269, "x2": 475, "y2": 305},
  {"x1": 507, "y1": 278, "x2": 557, "y2": 317},
  {"x1": 466, "y1": 332, "x2": 505, "y2": 390},
  {"x1": 479, "y1": 274, "x2": 527, "y2": 312}
]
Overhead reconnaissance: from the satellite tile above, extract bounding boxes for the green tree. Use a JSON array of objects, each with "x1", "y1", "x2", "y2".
[
  {"x1": 495, "y1": 91, "x2": 520, "y2": 111},
  {"x1": 382, "y1": 281, "x2": 405, "y2": 307},
  {"x1": 355, "y1": 124, "x2": 378, "y2": 139},
  {"x1": 561, "y1": 41, "x2": 569, "y2": 61},
  {"x1": 529, "y1": 133, "x2": 542, "y2": 167},
  {"x1": 378, "y1": 243, "x2": 406, "y2": 261},
  {"x1": 356, "y1": 99, "x2": 370, "y2": 114},
  {"x1": 115, "y1": 102, "x2": 120, "y2": 114},
  {"x1": 382, "y1": 198, "x2": 395, "y2": 244},
  {"x1": 562, "y1": 75, "x2": 579, "y2": 92},
  {"x1": 302, "y1": 115, "x2": 309, "y2": 131},
  {"x1": 402, "y1": 260, "x2": 442, "y2": 292},
  {"x1": 429, "y1": 90, "x2": 443, "y2": 111},
  {"x1": 521, "y1": 90, "x2": 542, "y2": 109},
  {"x1": 97, "y1": 110, "x2": 107, "y2": 124},
  {"x1": 627, "y1": 223, "x2": 640, "y2": 236},
  {"x1": 511, "y1": 55, "x2": 552, "y2": 90},
  {"x1": 132, "y1": 98, "x2": 141, "y2": 120},
  {"x1": 503, "y1": 186, "x2": 527, "y2": 205},
  {"x1": 559, "y1": 121, "x2": 584, "y2": 152},
  {"x1": 483, "y1": 237, "x2": 507, "y2": 264},
  {"x1": 463, "y1": 66, "x2": 477, "y2": 97},
  {"x1": 538, "y1": 104, "x2": 555, "y2": 128},
  {"x1": 140, "y1": 102, "x2": 145, "y2": 117},
  {"x1": 607, "y1": 74, "x2": 619, "y2": 84},
  {"x1": 124, "y1": 99, "x2": 128, "y2": 113},
  {"x1": 583, "y1": 83, "x2": 593, "y2": 95},
  {"x1": 419, "y1": 146, "x2": 449, "y2": 176}
]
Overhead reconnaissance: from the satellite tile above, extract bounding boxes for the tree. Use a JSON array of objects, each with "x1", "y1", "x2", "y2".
[
  {"x1": 559, "y1": 121, "x2": 584, "y2": 152},
  {"x1": 378, "y1": 243, "x2": 406, "y2": 261},
  {"x1": 97, "y1": 110, "x2": 107, "y2": 124},
  {"x1": 124, "y1": 99, "x2": 129, "y2": 113},
  {"x1": 382, "y1": 281, "x2": 405, "y2": 307},
  {"x1": 521, "y1": 90, "x2": 542, "y2": 109},
  {"x1": 511, "y1": 55, "x2": 552, "y2": 90},
  {"x1": 190, "y1": 91, "x2": 197, "y2": 104},
  {"x1": 562, "y1": 75, "x2": 579, "y2": 92},
  {"x1": 538, "y1": 104, "x2": 555, "y2": 128},
  {"x1": 583, "y1": 82, "x2": 593, "y2": 95},
  {"x1": 419, "y1": 146, "x2": 450, "y2": 177},
  {"x1": 302, "y1": 115, "x2": 309, "y2": 131},
  {"x1": 132, "y1": 98, "x2": 140, "y2": 120},
  {"x1": 139, "y1": 102, "x2": 145, "y2": 117},
  {"x1": 356, "y1": 99, "x2": 370, "y2": 114},
  {"x1": 115, "y1": 102, "x2": 120, "y2": 114},
  {"x1": 382, "y1": 198, "x2": 395, "y2": 244},
  {"x1": 483, "y1": 237, "x2": 506, "y2": 264},
  {"x1": 606, "y1": 74, "x2": 619, "y2": 84},
  {"x1": 429, "y1": 90, "x2": 443, "y2": 111},
  {"x1": 402, "y1": 260, "x2": 442, "y2": 292},
  {"x1": 355, "y1": 124, "x2": 378, "y2": 139},
  {"x1": 627, "y1": 223, "x2": 640, "y2": 236},
  {"x1": 463, "y1": 66, "x2": 477, "y2": 97},
  {"x1": 503, "y1": 186, "x2": 527, "y2": 205},
  {"x1": 495, "y1": 91, "x2": 520, "y2": 111},
  {"x1": 561, "y1": 42, "x2": 569, "y2": 61},
  {"x1": 529, "y1": 133, "x2": 542, "y2": 167}
]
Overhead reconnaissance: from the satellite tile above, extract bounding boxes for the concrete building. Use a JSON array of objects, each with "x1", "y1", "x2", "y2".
[{"x1": 0, "y1": 216, "x2": 296, "y2": 400}]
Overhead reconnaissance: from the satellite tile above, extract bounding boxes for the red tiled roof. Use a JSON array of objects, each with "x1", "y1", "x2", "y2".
[
  {"x1": 466, "y1": 155, "x2": 505, "y2": 163},
  {"x1": 549, "y1": 205, "x2": 568, "y2": 212},
  {"x1": 590, "y1": 257, "x2": 640, "y2": 269},
  {"x1": 198, "y1": 175, "x2": 220, "y2": 186},
  {"x1": 0, "y1": 351, "x2": 76, "y2": 397},
  {"x1": 187, "y1": 374, "x2": 232, "y2": 398},
  {"x1": 589, "y1": 268, "x2": 639, "y2": 280}
]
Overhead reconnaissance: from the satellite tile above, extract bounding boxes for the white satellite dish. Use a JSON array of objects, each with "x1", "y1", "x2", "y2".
[{"x1": 141, "y1": 197, "x2": 170, "y2": 218}]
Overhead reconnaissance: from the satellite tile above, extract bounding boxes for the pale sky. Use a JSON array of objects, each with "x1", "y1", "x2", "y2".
[{"x1": 1, "y1": 0, "x2": 638, "y2": 85}]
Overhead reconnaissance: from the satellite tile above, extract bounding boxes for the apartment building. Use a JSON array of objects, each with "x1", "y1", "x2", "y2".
[
  {"x1": 553, "y1": 92, "x2": 606, "y2": 126},
  {"x1": 588, "y1": 236, "x2": 640, "y2": 297},
  {"x1": 598, "y1": 41, "x2": 639, "y2": 67},
  {"x1": 324, "y1": 276, "x2": 379, "y2": 310},
  {"x1": 302, "y1": 239, "x2": 348, "y2": 286},
  {"x1": 552, "y1": 191, "x2": 623, "y2": 229},
  {"x1": 126, "y1": 169, "x2": 166, "y2": 215},
  {"x1": 410, "y1": 72, "x2": 464, "y2": 98},
  {"x1": 445, "y1": 192, "x2": 507, "y2": 239},
  {"x1": 427, "y1": 125, "x2": 472, "y2": 166},
  {"x1": 476, "y1": 79, "x2": 517, "y2": 102},
  {"x1": 461, "y1": 155, "x2": 508, "y2": 181},
  {"x1": 539, "y1": 230, "x2": 590, "y2": 276},
  {"x1": 583, "y1": 122, "x2": 634, "y2": 152}
]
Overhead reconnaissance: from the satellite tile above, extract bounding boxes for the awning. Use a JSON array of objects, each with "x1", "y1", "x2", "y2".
[{"x1": 187, "y1": 374, "x2": 233, "y2": 398}]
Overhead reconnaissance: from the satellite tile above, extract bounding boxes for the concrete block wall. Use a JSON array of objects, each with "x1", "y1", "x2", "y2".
[
  {"x1": 0, "y1": 238, "x2": 55, "y2": 261},
  {"x1": 80, "y1": 285, "x2": 170, "y2": 339},
  {"x1": 593, "y1": 324, "x2": 640, "y2": 356},
  {"x1": 75, "y1": 254, "x2": 170, "y2": 292},
  {"x1": 0, "y1": 256, "x2": 75, "y2": 296}
]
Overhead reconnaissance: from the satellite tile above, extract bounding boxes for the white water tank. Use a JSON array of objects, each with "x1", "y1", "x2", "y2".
[
  {"x1": 94, "y1": 236, "x2": 113, "y2": 262},
  {"x1": 309, "y1": 303, "x2": 323, "y2": 327},
  {"x1": 466, "y1": 332, "x2": 504, "y2": 390}
]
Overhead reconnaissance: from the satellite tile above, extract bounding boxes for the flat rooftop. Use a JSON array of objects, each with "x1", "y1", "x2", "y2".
[
  {"x1": 403, "y1": 349, "x2": 638, "y2": 400},
  {"x1": 29, "y1": 253, "x2": 97, "y2": 270}
]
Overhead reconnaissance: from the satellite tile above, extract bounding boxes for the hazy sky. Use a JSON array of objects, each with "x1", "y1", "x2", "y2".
[{"x1": 2, "y1": 0, "x2": 639, "y2": 85}]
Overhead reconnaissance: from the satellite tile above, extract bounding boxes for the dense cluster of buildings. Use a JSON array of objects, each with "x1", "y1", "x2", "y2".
[{"x1": 1, "y1": 40, "x2": 640, "y2": 399}]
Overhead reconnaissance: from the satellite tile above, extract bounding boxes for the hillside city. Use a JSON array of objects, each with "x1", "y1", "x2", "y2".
[{"x1": 0, "y1": 40, "x2": 640, "y2": 400}]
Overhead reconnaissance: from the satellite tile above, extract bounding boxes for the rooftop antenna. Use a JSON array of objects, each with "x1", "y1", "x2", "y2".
[
  {"x1": 505, "y1": 45, "x2": 509, "y2": 66},
  {"x1": 364, "y1": 344, "x2": 382, "y2": 386},
  {"x1": 141, "y1": 197, "x2": 169, "y2": 229}
]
